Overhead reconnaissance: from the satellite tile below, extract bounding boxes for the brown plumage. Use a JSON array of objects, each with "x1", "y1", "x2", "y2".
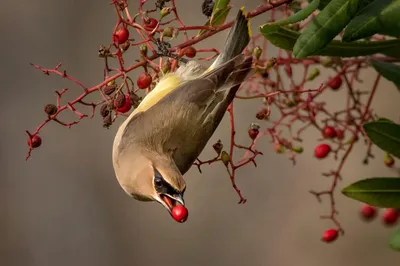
[{"x1": 112, "y1": 9, "x2": 253, "y2": 216}]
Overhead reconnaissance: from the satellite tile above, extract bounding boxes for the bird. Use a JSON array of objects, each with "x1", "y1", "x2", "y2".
[{"x1": 112, "y1": 8, "x2": 253, "y2": 219}]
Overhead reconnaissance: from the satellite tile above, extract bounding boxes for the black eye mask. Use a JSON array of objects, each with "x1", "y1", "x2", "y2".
[{"x1": 153, "y1": 168, "x2": 183, "y2": 196}]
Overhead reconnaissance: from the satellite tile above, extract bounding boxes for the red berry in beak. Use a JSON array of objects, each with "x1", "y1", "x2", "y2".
[{"x1": 171, "y1": 205, "x2": 188, "y2": 223}]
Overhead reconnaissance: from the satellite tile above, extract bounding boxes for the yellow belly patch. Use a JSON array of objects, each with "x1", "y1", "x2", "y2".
[{"x1": 132, "y1": 74, "x2": 182, "y2": 115}]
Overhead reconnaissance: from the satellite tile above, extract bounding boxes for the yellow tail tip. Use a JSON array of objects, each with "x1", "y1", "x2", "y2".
[{"x1": 239, "y1": 6, "x2": 252, "y2": 39}]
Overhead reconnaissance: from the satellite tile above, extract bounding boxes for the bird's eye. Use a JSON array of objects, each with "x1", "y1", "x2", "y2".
[{"x1": 154, "y1": 178, "x2": 163, "y2": 188}]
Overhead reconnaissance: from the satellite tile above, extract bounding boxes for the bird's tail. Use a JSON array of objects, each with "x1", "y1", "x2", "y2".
[{"x1": 208, "y1": 8, "x2": 252, "y2": 70}]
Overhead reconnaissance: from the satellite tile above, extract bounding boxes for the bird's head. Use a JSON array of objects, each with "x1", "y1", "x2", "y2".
[{"x1": 113, "y1": 147, "x2": 187, "y2": 216}]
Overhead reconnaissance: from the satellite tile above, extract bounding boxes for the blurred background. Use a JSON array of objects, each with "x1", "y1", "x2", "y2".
[{"x1": 1, "y1": 0, "x2": 400, "y2": 265}]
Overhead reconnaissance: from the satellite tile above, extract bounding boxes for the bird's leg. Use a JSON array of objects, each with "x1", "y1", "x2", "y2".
[{"x1": 155, "y1": 39, "x2": 189, "y2": 64}]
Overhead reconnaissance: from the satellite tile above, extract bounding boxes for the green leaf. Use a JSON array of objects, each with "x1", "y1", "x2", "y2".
[
  {"x1": 341, "y1": 178, "x2": 400, "y2": 208},
  {"x1": 343, "y1": 0, "x2": 400, "y2": 42},
  {"x1": 378, "y1": 0, "x2": 400, "y2": 37},
  {"x1": 262, "y1": 0, "x2": 320, "y2": 31},
  {"x1": 260, "y1": 26, "x2": 400, "y2": 57},
  {"x1": 318, "y1": 0, "x2": 332, "y2": 9},
  {"x1": 293, "y1": 0, "x2": 372, "y2": 58},
  {"x1": 288, "y1": 1, "x2": 302, "y2": 13},
  {"x1": 371, "y1": 60, "x2": 400, "y2": 91},
  {"x1": 376, "y1": 117, "x2": 395, "y2": 123},
  {"x1": 363, "y1": 121, "x2": 400, "y2": 158},
  {"x1": 389, "y1": 228, "x2": 400, "y2": 252},
  {"x1": 197, "y1": 0, "x2": 231, "y2": 37}
]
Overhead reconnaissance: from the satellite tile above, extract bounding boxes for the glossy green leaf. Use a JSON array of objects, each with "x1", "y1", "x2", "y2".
[
  {"x1": 262, "y1": 0, "x2": 320, "y2": 31},
  {"x1": 319, "y1": 0, "x2": 375, "y2": 10},
  {"x1": 288, "y1": 1, "x2": 302, "y2": 13},
  {"x1": 371, "y1": 60, "x2": 400, "y2": 91},
  {"x1": 363, "y1": 121, "x2": 400, "y2": 158},
  {"x1": 318, "y1": 0, "x2": 332, "y2": 9},
  {"x1": 260, "y1": 26, "x2": 400, "y2": 57},
  {"x1": 389, "y1": 228, "x2": 400, "y2": 252},
  {"x1": 197, "y1": 0, "x2": 231, "y2": 37},
  {"x1": 343, "y1": 0, "x2": 400, "y2": 42},
  {"x1": 342, "y1": 178, "x2": 400, "y2": 208},
  {"x1": 377, "y1": 0, "x2": 400, "y2": 37},
  {"x1": 293, "y1": 0, "x2": 372, "y2": 58}
]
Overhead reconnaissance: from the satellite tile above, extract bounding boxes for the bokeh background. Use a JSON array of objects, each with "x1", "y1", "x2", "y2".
[{"x1": 1, "y1": 0, "x2": 400, "y2": 265}]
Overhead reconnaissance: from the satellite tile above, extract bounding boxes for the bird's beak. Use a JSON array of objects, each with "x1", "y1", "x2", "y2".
[{"x1": 157, "y1": 193, "x2": 185, "y2": 213}]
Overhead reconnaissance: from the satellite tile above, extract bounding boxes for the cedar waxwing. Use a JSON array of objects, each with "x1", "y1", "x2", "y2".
[{"x1": 112, "y1": 8, "x2": 253, "y2": 217}]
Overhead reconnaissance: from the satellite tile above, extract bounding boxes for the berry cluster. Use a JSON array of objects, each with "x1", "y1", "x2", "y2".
[
  {"x1": 360, "y1": 205, "x2": 400, "y2": 226},
  {"x1": 322, "y1": 206, "x2": 399, "y2": 243},
  {"x1": 26, "y1": 0, "x2": 399, "y2": 238}
]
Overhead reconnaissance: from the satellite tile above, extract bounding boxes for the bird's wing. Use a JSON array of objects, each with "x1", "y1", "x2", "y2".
[{"x1": 149, "y1": 55, "x2": 253, "y2": 174}]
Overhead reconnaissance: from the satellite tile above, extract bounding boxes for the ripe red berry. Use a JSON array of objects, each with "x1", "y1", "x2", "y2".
[
  {"x1": 137, "y1": 72, "x2": 152, "y2": 89},
  {"x1": 113, "y1": 26, "x2": 129, "y2": 45},
  {"x1": 182, "y1": 46, "x2": 197, "y2": 58},
  {"x1": 114, "y1": 95, "x2": 132, "y2": 113},
  {"x1": 314, "y1": 144, "x2": 331, "y2": 159},
  {"x1": 360, "y1": 204, "x2": 377, "y2": 221},
  {"x1": 322, "y1": 229, "x2": 338, "y2": 243},
  {"x1": 248, "y1": 128, "x2": 259, "y2": 140},
  {"x1": 328, "y1": 76, "x2": 342, "y2": 90},
  {"x1": 382, "y1": 208, "x2": 399, "y2": 226},
  {"x1": 336, "y1": 129, "x2": 345, "y2": 140},
  {"x1": 27, "y1": 135, "x2": 42, "y2": 148},
  {"x1": 171, "y1": 205, "x2": 188, "y2": 223},
  {"x1": 144, "y1": 18, "x2": 158, "y2": 31},
  {"x1": 322, "y1": 126, "x2": 337, "y2": 139}
]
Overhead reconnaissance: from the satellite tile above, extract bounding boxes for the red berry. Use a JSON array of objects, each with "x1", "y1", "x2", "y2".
[
  {"x1": 171, "y1": 205, "x2": 188, "y2": 223},
  {"x1": 322, "y1": 126, "x2": 337, "y2": 139},
  {"x1": 248, "y1": 128, "x2": 259, "y2": 140},
  {"x1": 144, "y1": 18, "x2": 158, "y2": 30},
  {"x1": 336, "y1": 129, "x2": 345, "y2": 140},
  {"x1": 314, "y1": 144, "x2": 331, "y2": 159},
  {"x1": 182, "y1": 46, "x2": 197, "y2": 58},
  {"x1": 360, "y1": 204, "x2": 377, "y2": 221},
  {"x1": 114, "y1": 95, "x2": 132, "y2": 113},
  {"x1": 322, "y1": 229, "x2": 338, "y2": 243},
  {"x1": 328, "y1": 76, "x2": 342, "y2": 90},
  {"x1": 27, "y1": 135, "x2": 42, "y2": 148},
  {"x1": 113, "y1": 26, "x2": 129, "y2": 45},
  {"x1": 137, "y1": 72, "x2": 152, "y2": 89},
  {"x1": 383, "y1": 208, "x2": 399, "y2": 226}
]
